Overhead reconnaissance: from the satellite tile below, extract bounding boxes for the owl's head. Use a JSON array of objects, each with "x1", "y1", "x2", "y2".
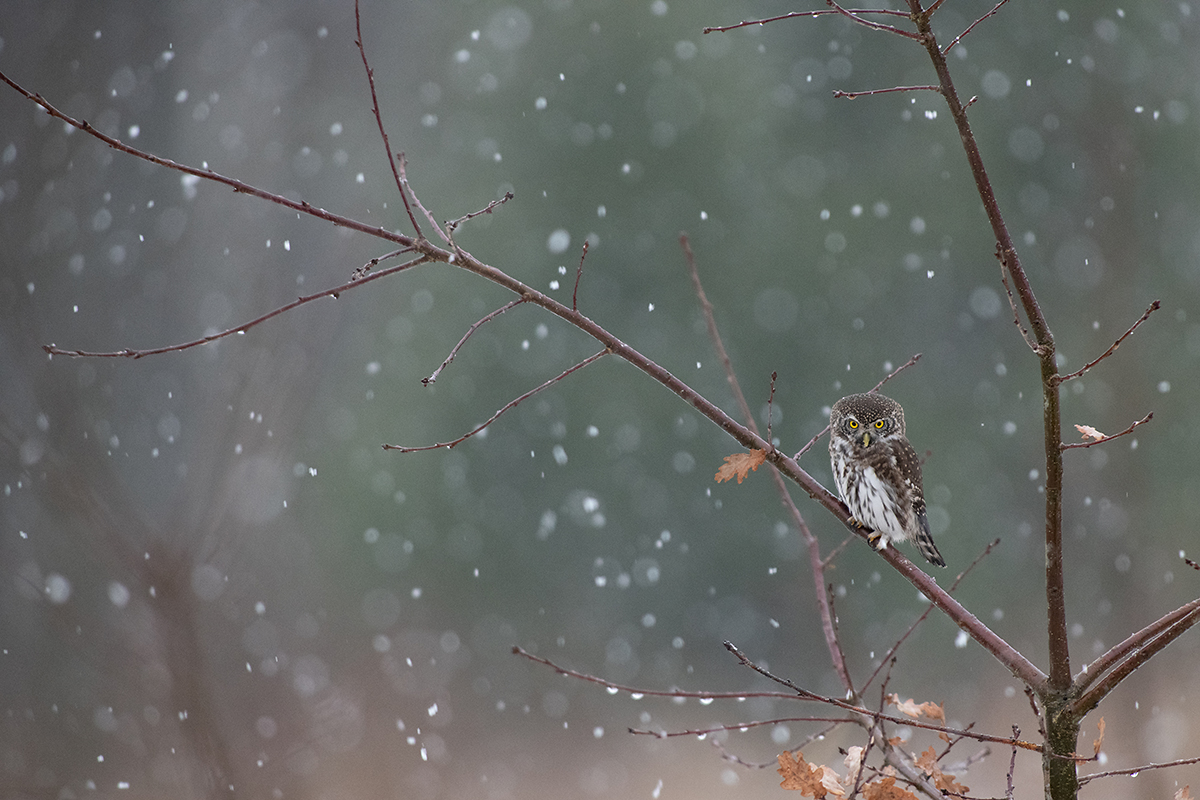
[{"x1": 830, "y1": 392, "x2": 906, "y2": 448}]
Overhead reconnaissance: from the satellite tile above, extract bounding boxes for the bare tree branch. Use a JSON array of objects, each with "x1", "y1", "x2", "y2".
[
  {"x1": 354, "y1": 0, "x2": 424, "y2": 240},
  {"x1": 1055, "y1": 301, "x2": 1162, "y2": 384},
  {"x1": 422, "y1": 298, "x2": 528, "y2": 385},
  {"x1": 45, "y1": 253, "x2": 429, "y2": 358},
  {"x1": 385, "y1": 350, "x2": 607, "y2": 451},
  {"x1": 1060, "y1": 414, "x2": 1153, "y2": 451}
]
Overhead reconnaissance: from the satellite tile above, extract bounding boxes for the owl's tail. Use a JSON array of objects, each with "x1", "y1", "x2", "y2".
[{"x1": 914, "y1": 510, "x2": 946, "y2": 567}]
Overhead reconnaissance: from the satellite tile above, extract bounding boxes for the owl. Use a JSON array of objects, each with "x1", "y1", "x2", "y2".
[{"x1": 829, "y1": 392, "x2": 946, "y2": 567}]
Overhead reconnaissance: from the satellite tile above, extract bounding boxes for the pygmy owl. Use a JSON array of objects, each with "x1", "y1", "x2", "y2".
[{"x1": 829, "y1": 392, "x2": 946, "y2": 567}]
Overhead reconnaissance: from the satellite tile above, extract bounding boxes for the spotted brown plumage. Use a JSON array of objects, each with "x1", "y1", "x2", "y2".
[{"x1": 829, "y1": 392, "x2": 946, "y2": 567}]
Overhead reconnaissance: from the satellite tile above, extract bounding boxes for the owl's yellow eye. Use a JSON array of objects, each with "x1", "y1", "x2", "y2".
[
  {"x1": 875, "y1": 420, "x2": 885, "y2": 429},
  {"x1": 847, "y1": 419, "x2": 858, "y2": 430}
]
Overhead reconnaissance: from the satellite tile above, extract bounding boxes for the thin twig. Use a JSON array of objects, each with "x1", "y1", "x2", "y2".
[
  {"x1": 573, "y1": 240, "x2": 589, "y2": 312},
  {"x1": 1006, "y1": 726, "x2": 1019, "y2": 800},
  {"x1": 862, "y1": 538, "x2": 1000, "y2": 692},
  {"x1": 833, "y1": 84, "x2": 940, "y2": 99},
  {"x1": 355, "y1": 0, "x2": 423, "y2": 240},
  {"x1": 386, "y1": 350, "x2": 607, "y2": 451},
  {"x1": 1078, "y1": 754, "x2": 1200, "y2": 785},
  {"x1": 680, "y1": 234, "x2": 755, "y2": 427},
  {"x1": 825, "y1": 0, "x2": 924, "y2": 39},
  {"x1": 629, "y1": 715, "x2": 858, "y2": 739},
  {"x1": 0, "y1": 69, "x2": 421, "y2": 253},
  {"x1": 1056, "y1": 300, "x2": 1162, "y2": 383},
  {"x1": 422, "y1": 298, "x2": 527, "y2": 385},
  {"x1": 766, "y1": 372, "x2": 777, "y2": 443},
  {"x1": 45, "y1": 254, "x2": 428, "y2": 358},
  {"x1": 702, "y1": 7, "x2": 910, "y2": 34},
  {"x1": 996, "y1": 245, "x2": 1038, "y2": 354},
  {"x1": 514, "y1": 645, "x2": 1043, "y2": 751},
  {"x1": 943, "y1": 0, "x2": 1013, "y2": 54},
  {"x1": 396, "y1": 153, "x2": 449, "y2": 243},
  {"x1": 446, "y1": 192, "x2": 514, "y2": 234},
  {"x1": 1060, "y1": 414, "x2": 1152, "y2": 451}
]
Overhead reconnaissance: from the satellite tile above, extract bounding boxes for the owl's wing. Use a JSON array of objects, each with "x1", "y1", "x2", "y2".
[{"x1": 893, "y1": 437, "x2": 925, "y2": 501}]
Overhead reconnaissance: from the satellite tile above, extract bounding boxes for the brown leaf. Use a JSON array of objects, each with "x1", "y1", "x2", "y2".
[
  {"x1": 715, "y1": 449, "x2": 766, "y2": 484},
  {"x1": 1176, "y1": 786, "x2": 1193, "y2": 800},
  {"x1": 778, "y1": 751, "x2": 828, "y2": 796},
  {"x1": 887, "y1": 693, "x2": 944, "y2": 722},
  {"x1": 862, "y1": 776, "x2": 920, "y2": 800},
  {"x1": 1075, "y1": 424, "x2": 1105, "y2": 441},
  {"x1": 916, "y1": 746, "x2": 969, "y2": 794},
  {"x1": 1092, "y1": 717, "x2": 1105, "y2": 757}
]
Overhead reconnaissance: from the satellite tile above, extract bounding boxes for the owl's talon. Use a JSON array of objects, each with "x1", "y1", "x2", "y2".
[{"x1": 866, "y1": 532, "x2": 888, "y2": 551}]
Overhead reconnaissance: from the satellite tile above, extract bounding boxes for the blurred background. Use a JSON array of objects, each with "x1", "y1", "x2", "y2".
[{"x1": 2, "y1": 0, "x2": 1199, "y2": 797}]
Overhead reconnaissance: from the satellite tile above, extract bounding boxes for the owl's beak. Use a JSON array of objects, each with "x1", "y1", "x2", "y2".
[{"x1": 861, "y1": 432, "x2": 871, "y2": 447}]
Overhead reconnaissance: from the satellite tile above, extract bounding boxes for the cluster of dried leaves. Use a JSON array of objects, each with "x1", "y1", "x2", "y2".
[{"x1": 776, "y1": 696, "x2": 967, "y2": 797}]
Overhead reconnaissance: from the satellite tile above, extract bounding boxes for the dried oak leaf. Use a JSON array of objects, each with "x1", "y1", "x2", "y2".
[
  {"x1": 862, "y1": 776, "x2": 919, "y2": 800},
  {"x1": 777, "y1": 752, "x2": 845, "y2": 797},
  {"x1": 715, "y1": 449, "x2": 766, "y2": 484},
  {"x1": 1075, "y1": 424, "x2": 1106, "y2": 441},
  {"x1": 887, "y1": 693, "x2": 944, "y2": 723},
  {"x1": 1092, "y1": 717, "x2": 1105, "y2": 756},
  {"x1": 916, "y1": 747, "x2": 969, "y2": 794}
]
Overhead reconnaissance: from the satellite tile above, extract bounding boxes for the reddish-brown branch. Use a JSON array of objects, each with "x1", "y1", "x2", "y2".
[
  {"x1": 1055, "y1": 301, "x2": 1162, "y2": 384},
  {"x1": 422, "y1": 298, "x2": 527, "y2": 385},
  {"x1": 680, "y1": 233, "x2": 855, "y2": 695},
  {"x1": 942, "y1": 0, "x2": 1013, "y2": 54},
  {"x1": 386, "y1": 349, "x2": 607, "y2": 451},
  {"x1": 572, "y1": 240, "x2": 589, "y2": 312},
  {"x1": 629, "y1": 716, "x2": 858, "y2": 739},
  {"x1": 1060, "y1": 414, "x2": 1152, "y2": 451},
  {"x1": 861, "y1": 538, "x2": 1000, "y2": 692},
  {"x1": 908, "y1": 0, "x2": 1071, "y2": 697},
  {"x1": 833, "y1": 85, "x2": 940, "y2": 99},
  {"x1": 1078, "y1": 754, "x2": 1200, "y2": 785},
  {"x1": 514, "y1": 645, "x2": 1042, "y2": 752},
  {"x1": 1072, "y1": 596, "x2": 1200, "y2": 712},
  {"x1": 354, "y1": 0, "x2": 423, "y2": 240},
  {"x1": 702, "y1": 7, "x2": 910, "y2": 34},
  {"x1": 825, "y1": 0, "x2": 923, "y2": 39},
  {"x1": 446, "y1": 192, "x2": 514, "y2": 234},
  {"x1": 44, "y1": 253, "x2": 428, "y2": 358}
]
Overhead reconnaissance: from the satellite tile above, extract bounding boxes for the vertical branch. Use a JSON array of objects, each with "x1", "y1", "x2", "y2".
[{"x1": 904, "y1": 0, "x2": 1068, "y2": 691}]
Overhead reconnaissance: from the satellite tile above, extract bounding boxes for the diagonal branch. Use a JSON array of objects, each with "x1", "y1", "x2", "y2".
[
  {"x1": 825, "y1": 0, "x2": 924, "y2": 39},
  {"x1": 942, "y1": 0, "x2": 1013, "y2": 54},
  {"x1": 861, "y1": 538, "x2": 1001, "y2": 692},
  {"x1": 385, "y1": 349, "x2": 607, "y2": 451},
  {"x1": 1055, "y1": 301, "x2": 1162, "y2": 384},
  {"x1": 44, "y1": 253, "x2": 428, "y2": 358},
  {"x1": 354, "y1": 0, "x2": 424, "y2": 240},
  {"x1": 702, "y1": 7, "x2": 910, "y2": 34},
  {"x1": 1061, "y1": 414, "x2": 1153, "y2": 451},
  {"x1": 1072, "y1": 596, "x2": 1200, "y2": 711},
  {"x1": 680, "y1": 233, "x2": 854, "y2": 695},
  {"x1": 0, "y1": 68, "x2": 421, "y2": 252},
  {"x1": 833, "y1": 84, "x2": 940, "y2": 99},
  {"x1": 422, "y1": 298, "x2": 527, "y2": 385}
]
